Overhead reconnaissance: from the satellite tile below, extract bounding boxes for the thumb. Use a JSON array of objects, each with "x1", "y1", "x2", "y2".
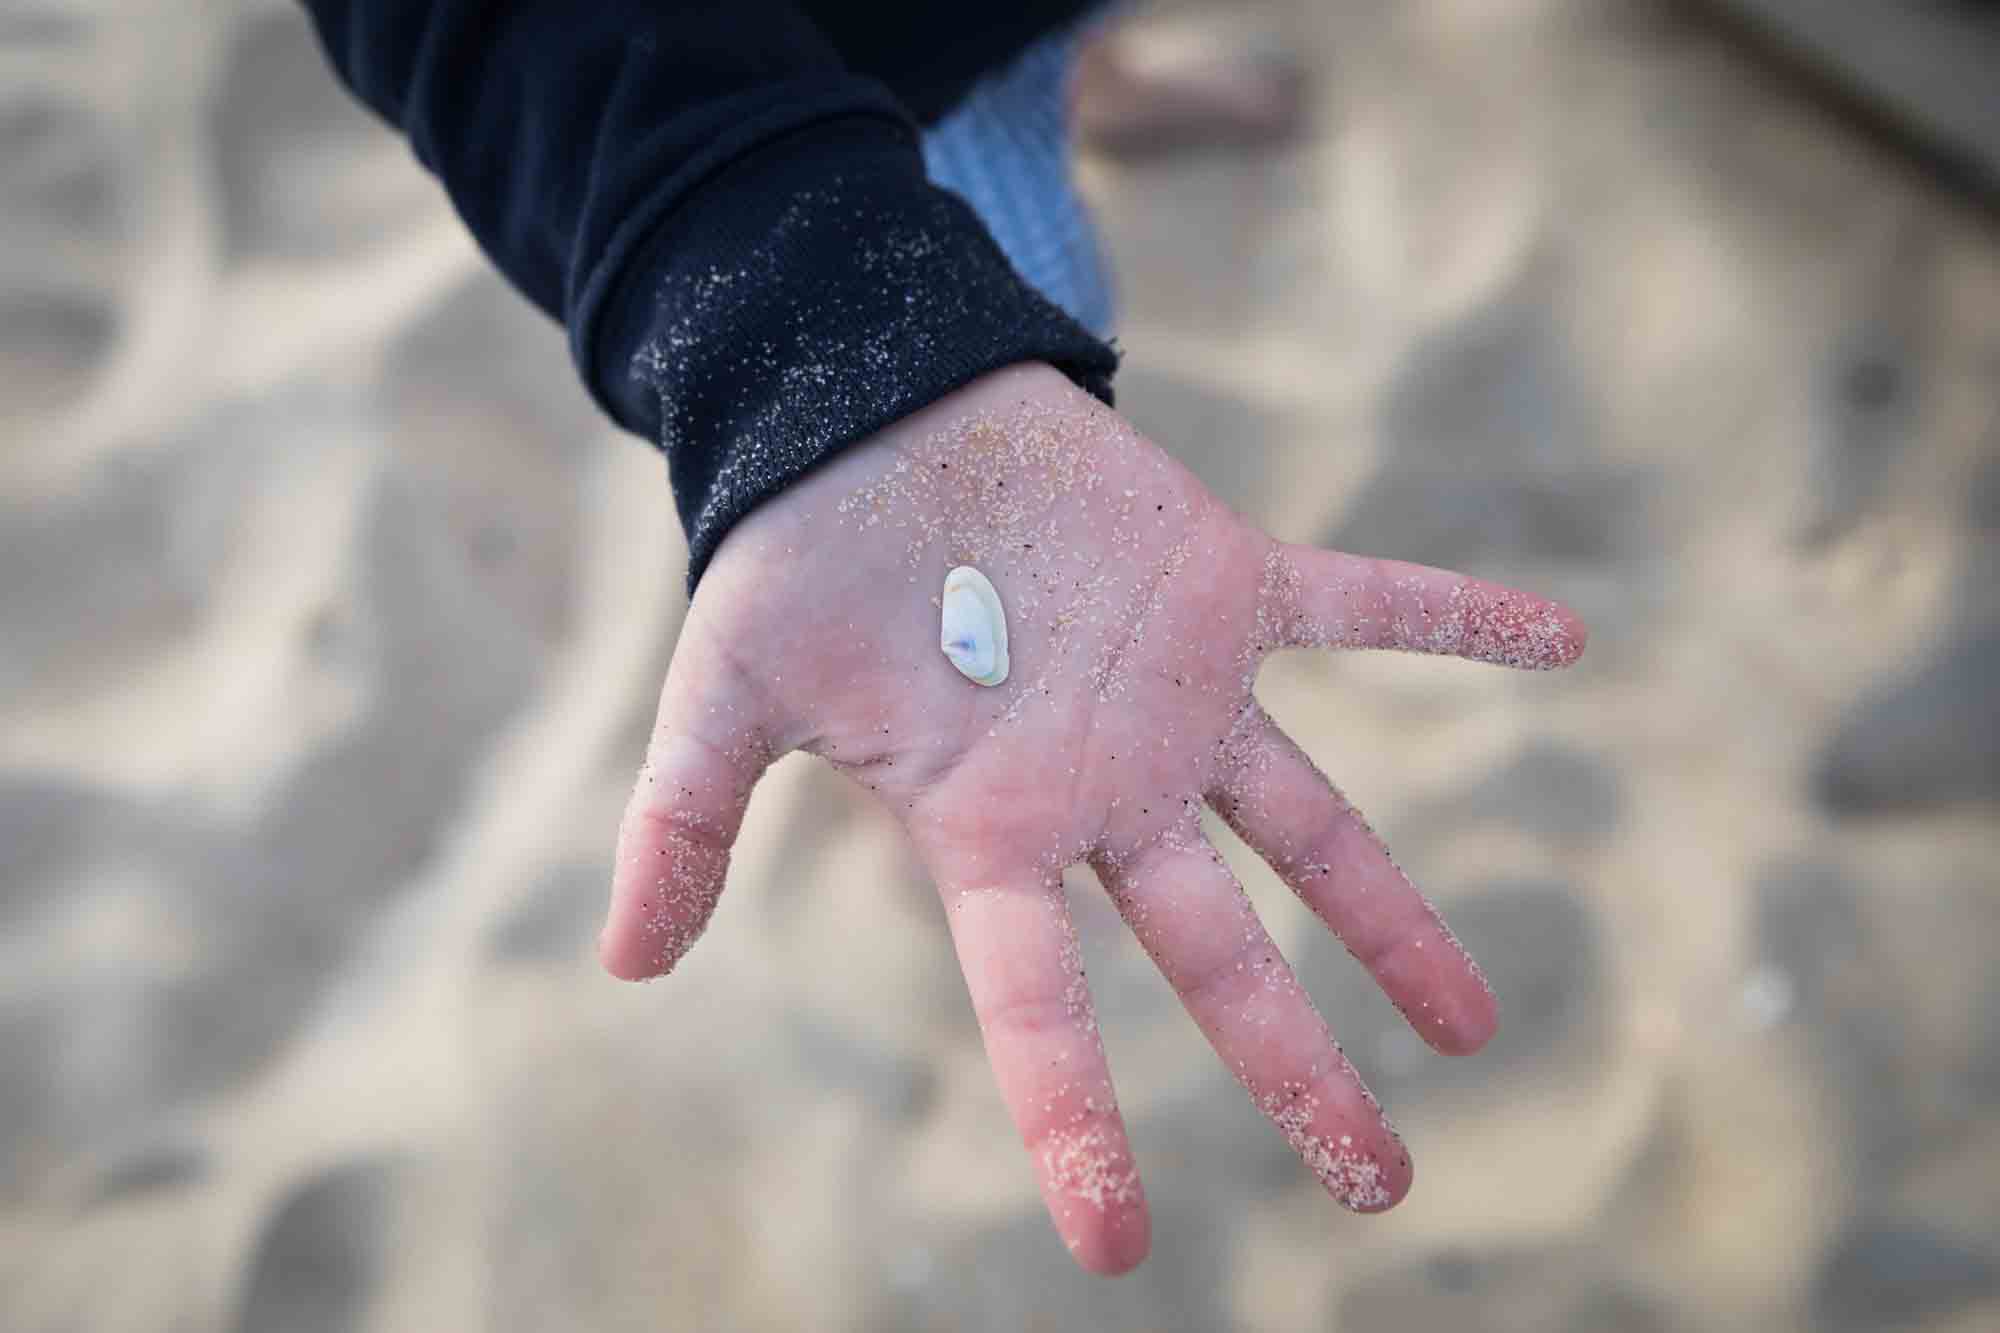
[{"x1": 600, "y1": 635, "x2": 777, "y2": 981}]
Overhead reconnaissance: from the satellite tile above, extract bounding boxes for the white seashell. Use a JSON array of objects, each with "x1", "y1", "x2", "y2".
[{"x1": 940, "y1": 565, "x2": 1009, "y2": 686}]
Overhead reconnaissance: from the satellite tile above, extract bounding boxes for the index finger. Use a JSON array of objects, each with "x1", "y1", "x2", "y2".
[
  {"x1": 1259, "y1": 542, "x2": 1587, "y2": 670},
  {"x1": 1211, "y1": 705, "x2": 1496, "y2": 1055}
]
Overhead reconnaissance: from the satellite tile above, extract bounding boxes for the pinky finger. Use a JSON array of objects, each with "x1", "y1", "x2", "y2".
[{"x1": 933, "y1": 867, "x2": 1150, "y2": 1275}]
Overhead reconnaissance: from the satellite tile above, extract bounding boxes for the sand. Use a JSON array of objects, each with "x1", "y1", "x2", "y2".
[{"x1": 3, "y1": 1, "x2": 1998, "y2": 1329}]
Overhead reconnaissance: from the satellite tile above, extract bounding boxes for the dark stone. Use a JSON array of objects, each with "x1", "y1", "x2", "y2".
[
  {"x1": 1812, "y1": 624, "x2": 2000, "y2": 812},
  {"x1": 1812, "y1": 1219, "x2": 1999, "y2": 1331},
  {"x1": 229, "y1": 1158, "x2": 398, "y2": 1333}
]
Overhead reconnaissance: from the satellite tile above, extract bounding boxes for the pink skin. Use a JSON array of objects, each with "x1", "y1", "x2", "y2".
[{"x1": 601, "y1": 363, "x2": 1586, "y2": 1276}]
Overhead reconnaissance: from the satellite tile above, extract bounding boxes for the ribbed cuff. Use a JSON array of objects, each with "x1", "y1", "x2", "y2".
[{"x1": 576, "y1": 116, "x2": 1119, "y2": 592}]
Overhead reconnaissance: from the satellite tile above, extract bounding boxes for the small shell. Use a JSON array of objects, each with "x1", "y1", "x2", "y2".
[{"x1": 940, "y1": 565, "x2": 1009, "y2": 686}]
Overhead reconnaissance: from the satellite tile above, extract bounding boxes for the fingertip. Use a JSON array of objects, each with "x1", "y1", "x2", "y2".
[
  {"x1": 1455, "y1": 580, "x2": 1590, "y2": 672},
  {"x1": 1419, "y1": 979, "x2": 1499, "y2": 1057},
  {"x1": 1066, "y1": 1199, "x2": 1152, "y2": 1277},
  {"x1": 1423, "y1": 1013, "x2": 1496, "y2": 1058},
  {"x1": 1330, "y1": 1124, "x2": 1413, "y2": 1215},
  {"x1": 1551, "y1": 602, "x2": 1589, "y2": 669},
  {"x1": 1034, "y1": 1120, "x2": 1151, "y2": 1277},
  {"x1": 1355, "y1": 1144, "x2": 1414, "y2": 1215},
  {"x1": 597, "y1": 921, "x2": 666, "y2": 982},
  {"x1": 603, "y1": 810, "x2": 730, "y2": 984},
  {"x1": 597, "y1": 889, "x2": 712, "y2": 982}
]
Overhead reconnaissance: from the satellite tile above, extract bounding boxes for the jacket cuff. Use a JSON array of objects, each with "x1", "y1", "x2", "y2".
[{"x1": 574, "y1": 115, "x2": 1119, "y2": 592}]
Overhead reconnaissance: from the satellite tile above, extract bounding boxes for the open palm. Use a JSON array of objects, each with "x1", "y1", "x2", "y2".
[{"x1": 601, "y1": 364, "x2": 1586, "y2": 1274}]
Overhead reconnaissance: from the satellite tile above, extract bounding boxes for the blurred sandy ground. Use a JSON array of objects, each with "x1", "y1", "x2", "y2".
[{"x1": 3, "y1": 0, "x2": 1998, "y2": 1329}]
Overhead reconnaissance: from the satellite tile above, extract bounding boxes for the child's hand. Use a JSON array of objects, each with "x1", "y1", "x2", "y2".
[{"x1": 601, "y1": 363, "x2": 1586, "y2": 1275}]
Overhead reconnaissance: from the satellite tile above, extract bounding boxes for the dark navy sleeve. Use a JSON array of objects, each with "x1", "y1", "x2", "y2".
[{"x1": 298, "y1": 1, "x2": 1118, "y2": 591}]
